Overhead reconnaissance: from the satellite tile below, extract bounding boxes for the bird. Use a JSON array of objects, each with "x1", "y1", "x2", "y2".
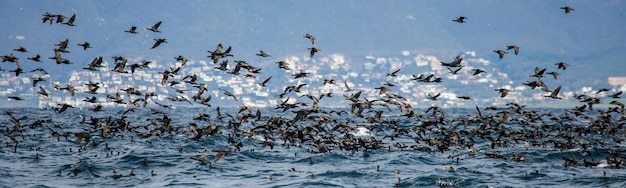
[
  {"x1": 8, "y1": 96, "x2": 24, "y2": 101},
  {"x1": 546, "y1": 71, "x2": 560, "y2": 80},
  {"x1": 308, "y1": 47, "x2": 321, "y2": 58},
  {"x1": 221, "y1": 89, "x2": 238, "y2": 101},
  {"x1": 257, "y1": 76, "x2": 272, "y2": 87},
  {"x1": 560, "y1": 6, "x2": 574, "y2": 14},
  {"x1": 427, "y1": 93, "x2": 441, "y2": 100},
  {"x1": 151, "y1": 38, "x2": 167, "y2": 49},
  {"x1": 27, "y1": 54, "x2": 42, "y2": 62},
  {"x1": 608, "y1": 91, "x2": 622, "y2": 98},
  {"x1": 32, "y1": 77, "x2": 46, "y2": 87},
  {"x1": 13, "y1": 46, "x2": 28, "y2": 52},
  {"x1": 506, "y1": 45, "x2": 520, "y2": 55},
  {"x1": 494, "y1": 88, "x2": 510, "y2": 97},
  {"x1": 447, "y1": 67, "x2": 462, "y2": 75},
  {"x1": 77, "y1": 42, "x2": 92, "y2": 50},
  {"x1": 451, "y1": 16, "x2": 467, "y2": 23},
  {"x1": 471, "y1": 68, "x2": 485, "y2": 76},
  {"x1": 125, "y1": 26, "x2": 138, "y2": 34},
  {"x1": 492, "y1": 50, "x2": 508, "y2": 59},
  {"x1": 386, "y1": 68, "x2": 401, "y2": 77},
  {"x1": 256, "y1": 50, "x2": 270, "y2": 57},
  {"x1": 146, "y1": 21, "x2": 162, "y2": 32},
  {"x1": 303, "y1": 33, "x2": 315, "y2": 44},
  {"x1": 555, "y1": 62, "x2": 568, "y2": 70},
  {"x1": 175, "y1": 55, "x2": 188, "y2": 66},
  {"x1": 213, "y1": 150, "x2": 229, "y2": 162},
  {"x1": 189, "y1": 153, "x2": 208, "y2": 164},
  {"x1": 63, "y1": 13, "x2": 76, "y2": 26},
  {"x1": 545, "y1": 86, "x2": 562, "y2": 99}
]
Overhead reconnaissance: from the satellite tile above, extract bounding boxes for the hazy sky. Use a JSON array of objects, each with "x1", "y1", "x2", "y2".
[{"x1": 2, "y1": 1, "x2": 624, "y2": 60}]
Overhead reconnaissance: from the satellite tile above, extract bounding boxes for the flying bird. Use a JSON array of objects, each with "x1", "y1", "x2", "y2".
[
  {"x1": 492, "y1": 50, "x2": 508, "y2": 59},
  {"x1": 308, "y1": 47, "x2": 321, "y2": 58},
  {"x1": 146, "y1": 21, "x2": 162, "y2": 32},
  {"x1": 506, "y1": 45, "x2": 520, "y2": 55},
  {"x1": 303, "y1": 33, "x2": 315, "y2": 44},
  {"x1": 151, "y1": 38, "x2": 167, "y2": 49},
  {"x1": 560, "y1": 6, "x2": 574, "y2": 14},
  {"x1": 125, "y1": 26, "x2": 138, "y2": 34},
  {"x1": 63, "y1": 13, "x2": 76, "y2": 26},
  {"x1": 256, "y1": 50, "x2": 270, "y2": 57},
  {"x1": 257, "y1": 76, "x2": 272, "y2": 87},
  {"x1": 555, "y1": 62, "x2": 568, "y2": 70},
  {"x1": 77, "y1": 42, "x2": 92, "y2": 50},
  {"x1": 451, "y1": 16, "x2": 467, "y2": 23}
]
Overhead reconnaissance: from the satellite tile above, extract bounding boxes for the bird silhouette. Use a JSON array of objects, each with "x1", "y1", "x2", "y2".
[
  {"x1": 560, "y1": 6, "x2": 574, "y2": 14},
  {"x1": 125, "y1": 26, "x2": 138, "y2": 34},
  {"x1": 146, "y1": 21, "x2": 162, "y2": 32},
  {"x1": 451, "y1": 16, "x2": 467, "y2": 23}
]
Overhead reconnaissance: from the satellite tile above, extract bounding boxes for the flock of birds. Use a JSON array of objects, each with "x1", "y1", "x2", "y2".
[{"x1": 1, "y1": 5, "x2": 626, "y2": 186}]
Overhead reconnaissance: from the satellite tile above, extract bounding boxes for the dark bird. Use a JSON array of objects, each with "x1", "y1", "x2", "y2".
[
  {"x1": 256, "y1": 50, "x2": 270, "y2": 57},
  {"x1": 308, "y1": 47, "x2": 321, "y2": 58},
  {"x1": 151, "y1": 38, "x2": 167, "y2": 49},
  {"x1": 8, "y1": 96, "x2": 24, "y2": 101},
  {"x1": 175, "y1": 55, "x2": 188, "y2": 66},
  {"x1": 530, "y1": 67, "x2": 546, "y2": 78},
  {"x1": 608, "y1": 91, "x2": 622, "y2": 98},
  {"x1": 28, "y1": 54, "x2": 42, "y2": 62},
  {"x1": 494, "y1": 88, "x2": 510, "y2": 98},
  {"x1": 555, "y1": 62, "x2": 568, "y2": 70},
  {"x1": 546, "y1": 71, "x2": 560, "y2": 80},
  {"x1": 447, "y1": 67, "x2": 462, "y2": 75},
  {"x1": 37, "y1": 86, "x2": 51, "y2": 97},
  {"x1": 214, "y1": 60, "x2": 229, "y2": 71},
  {"x1": 545, "y1": 86, "x2": 562, "y2": 99},
  {"x1": 276, "y1": 61, "x2": 291, "y2": 70},
  {"x1": 451, "y1": 16, "x2": 467, "y2": 23},
  {"x1": 596, "y1": 88, "x2": 610, "y2": 94},
  {"x1": 506, "y1": 45, "x2": 520, "y2": 55},
  {"x1": 560, "y1": 6, "x2": 574, "y2": 14},
  {"x1": 30, "y1": 68, "x2": 49, "y2": 74},
  {"x1": 77, "y1": 42, "x2": 92, "y2": 50},
  {"x1": 32, "y1": 77, "x2": 46, "y2": 87},
  {"x1": 9, "y1": 67, "x2": 24, "y2": 76},
  {"x1": 258, "y1": 76, "x2": 272, "y2": 87},
  {"x1": 303, "y1": 33, "x2": 315, "y2": 44},
  {"x1": 146, "y1": 21, "x2": 162, "y2": 33},
  {"x1": 221, "y1": 89, "x2": 238, "y2": 101},
  {"x1": 13, "y1": 46, "x2": 28, "y2": 52},
  {"x1": 426, "y1": 93, "x2": 441, "y2": 100},
  {"x1": 63, "y1": 14, "x2": 76, "y2": 26},
  {"x1": 457, "y1": 96, "x2": 471, "y2": 100},
  {"x1": 125, "y1": 26, "x2": 138, "y2": 34},
  {"x1": 492, "y1": 50, "x2": 508, "y2": 59},
  {"x1": 471, "y1": 68, "x2": 485, "y2": 76},
  {"x1": 386, "y1": 68, "x2": 401, "y2": 77}
]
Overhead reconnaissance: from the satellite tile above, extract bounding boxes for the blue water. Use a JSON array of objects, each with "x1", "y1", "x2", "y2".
[{"x1": 1, "y1": 107, "x2": 625, "y2": 187}]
